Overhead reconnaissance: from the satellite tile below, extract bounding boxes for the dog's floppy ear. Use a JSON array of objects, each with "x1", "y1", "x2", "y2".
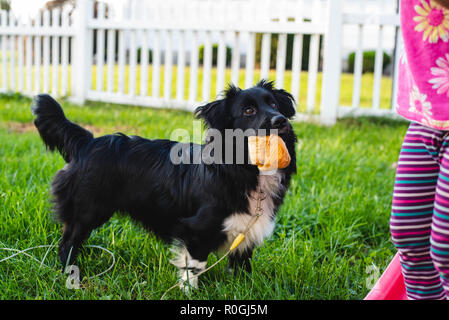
[
  {"x1": 257, "y1": 80, "x2": 296, "y2": 119},
  {"x1": 194, "y1": 99, "x2": 228, "y2": 130},
  {"x1": 272, "y1": 88, "x2": 296, "y2": 119}
]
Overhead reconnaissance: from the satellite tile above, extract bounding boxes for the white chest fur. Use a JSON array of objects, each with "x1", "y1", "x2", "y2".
[{"x1": 221, "y1": 172, "x2": 284, "y2": 253}]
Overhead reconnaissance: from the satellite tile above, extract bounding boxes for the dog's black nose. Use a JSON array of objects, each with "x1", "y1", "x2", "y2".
[{"x1": 271, "y1": 115, "x2": 287, "y2": 129}]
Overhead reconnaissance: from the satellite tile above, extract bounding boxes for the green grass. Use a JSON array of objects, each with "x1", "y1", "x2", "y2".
[
  {"x1": 90, "y1": 65, "x2": 393, "y2": 112},
  {"x1": 0, "y1": 93, "x2": 407, "y2": 299},
  {"x1": 1, "y1": 61, "x2": 393, "y2": 113}
]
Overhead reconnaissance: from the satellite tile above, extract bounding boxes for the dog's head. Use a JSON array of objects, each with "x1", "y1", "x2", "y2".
[{"x1": 194, "y1": 80, "x2": 295, "y2": 136}]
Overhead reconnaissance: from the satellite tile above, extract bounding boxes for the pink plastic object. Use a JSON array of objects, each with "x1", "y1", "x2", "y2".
[{"x1": 364, "y1": 253, "x2": 408, "y2": 300}]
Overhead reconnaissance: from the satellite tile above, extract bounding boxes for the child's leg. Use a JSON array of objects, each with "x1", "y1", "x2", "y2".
[
  {"x1": 390, "y1": 122, "x2": 446, "y2": 300},
  {"x1": 430, "y1": 135, "x2": 449, "y2": 298}
]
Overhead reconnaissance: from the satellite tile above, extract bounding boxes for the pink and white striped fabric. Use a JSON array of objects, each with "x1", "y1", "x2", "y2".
[{"x1": 391, "y1": 122, "x2": 449, "y2": 299}]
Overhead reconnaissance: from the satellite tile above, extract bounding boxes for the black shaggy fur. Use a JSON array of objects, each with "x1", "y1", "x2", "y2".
[{"x1": 32, "y1": 80, "x2": 297, "y2": 274}]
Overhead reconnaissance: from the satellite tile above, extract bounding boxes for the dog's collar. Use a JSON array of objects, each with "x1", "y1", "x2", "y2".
[{"x1": 252, "y1": 187, "x2": 266, "y2": 217}]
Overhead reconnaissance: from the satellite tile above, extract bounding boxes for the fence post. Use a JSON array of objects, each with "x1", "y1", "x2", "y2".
[
  {"x1": 71, "y1": 0, "x2": 92, "y2": 105},
  {"x1": 320, "y1": 0, "x2": 343, "y2": 125}
]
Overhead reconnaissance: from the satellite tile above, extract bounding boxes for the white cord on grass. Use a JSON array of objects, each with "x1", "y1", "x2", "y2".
[{"x1": 0, "y1": 244, "x2": 115, "y2": 279}]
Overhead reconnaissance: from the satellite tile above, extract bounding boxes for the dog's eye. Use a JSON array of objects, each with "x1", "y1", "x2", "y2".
[{"x1": 243, "y1": 106, "x2": 256, "y2": 116}]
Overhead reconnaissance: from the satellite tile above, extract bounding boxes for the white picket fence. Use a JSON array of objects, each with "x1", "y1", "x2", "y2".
[{"x1": 0, "y1": 0, "x2": 401, "y2": 125}]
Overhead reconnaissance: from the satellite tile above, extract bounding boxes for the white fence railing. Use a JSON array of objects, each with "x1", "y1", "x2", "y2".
[
  {"x1": 0, "y1": 0, "x2": 401, "y2": 125},
  {"x1": 339, "y1": 11, "x2": 401, "y2": 118}
]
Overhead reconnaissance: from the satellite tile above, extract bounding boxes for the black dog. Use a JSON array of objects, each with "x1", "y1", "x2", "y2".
[{"x1": 32, "y1": 80, "x2": 297, "y2": 289}]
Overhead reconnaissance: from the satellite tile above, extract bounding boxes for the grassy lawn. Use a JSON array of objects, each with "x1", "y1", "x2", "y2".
[
  {"x1": 1, "y1": 61, "x2": 393, "y2": 113},
  {"x1": 0, "y1": 93, "x2": 407, "y2": 299},
  {"x1": 91, "y1": 65, "x2": 393, "y2": 112}
]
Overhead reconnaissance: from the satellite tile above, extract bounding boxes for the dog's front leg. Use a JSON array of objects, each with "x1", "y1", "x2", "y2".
[
  {"x1": 228, "y1": 248, "x2": 253, "y2": 274},
  {"x1": 170, "y1": 246, "x2": 207, "y2": 292},
  {"x1": 171, "y1": 206, "x2": 227, "y2": 291}
]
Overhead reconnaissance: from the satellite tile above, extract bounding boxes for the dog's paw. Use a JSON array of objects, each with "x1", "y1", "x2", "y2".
[
  {"x1": 179, "y1": 282, "x2": 191, "y2": 293},
  {"x1": 179, "y1": 278, "x2": 198, "y2": 293}
]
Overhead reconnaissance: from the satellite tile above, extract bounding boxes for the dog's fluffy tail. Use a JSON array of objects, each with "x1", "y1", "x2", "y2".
[{"x1": 31, "y1": 94, "x2": 93, "y2": 162}]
